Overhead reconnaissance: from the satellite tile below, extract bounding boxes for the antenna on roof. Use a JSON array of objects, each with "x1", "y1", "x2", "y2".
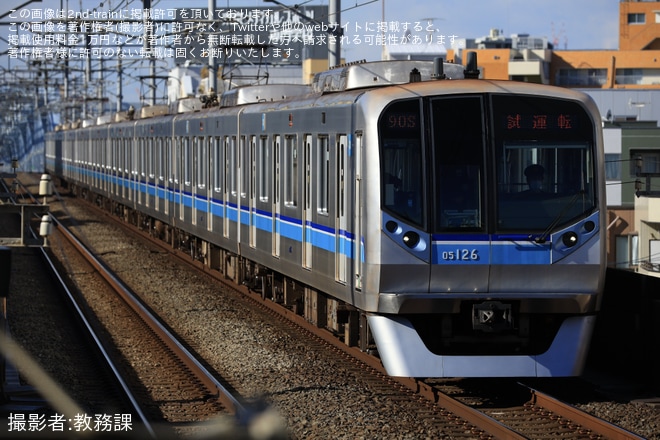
[
  {"x1": 464, "y1": 52, "x2": 480, "y2": 79},
  {"x1": 432, "y1": 58, "x2": 446, "y2": 80}
]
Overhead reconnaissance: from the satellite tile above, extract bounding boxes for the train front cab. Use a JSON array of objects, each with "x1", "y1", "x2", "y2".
[{"x1": 369, "y1": 86, "x2": 605, "y2": 377}]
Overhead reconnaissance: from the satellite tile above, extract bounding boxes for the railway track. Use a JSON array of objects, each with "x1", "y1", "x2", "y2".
[
  {"x1": 7, "y1": 172, "x2": 654, "y2": 438},
  {"x1": 46, "y1": 214, "x2": 254, "y2": 438},
  {"x1": 4, "y1": 175, "x2": 260, "y2": 437},
  {"x1": 45, "y1": 179, "x2": 646, "y2": 439}
]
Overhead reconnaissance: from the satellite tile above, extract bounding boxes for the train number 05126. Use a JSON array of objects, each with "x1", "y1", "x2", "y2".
[{"x1": 442, "y1": 249, "x2": 479, "y2": 261}]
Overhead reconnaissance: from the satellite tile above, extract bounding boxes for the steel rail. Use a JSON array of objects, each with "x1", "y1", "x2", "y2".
[
  {"x1": 37, "y1": 230, "x2": 157, "y2": 439},
  {"x1": 79, "y1": 196, "x2": 532, "y2": 439},
  {"x1": 528, "y1": 387, "x2": 646, "y2": 440},
  {"x1": 67, "y1": 186, "x2": 644, "y2": 440},
  {"x1": 50, "y1": 215, "x2": 248, "y2": 420}
]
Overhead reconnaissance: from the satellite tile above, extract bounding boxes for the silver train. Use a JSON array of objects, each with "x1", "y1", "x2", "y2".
[{"x1": 46, "y1": 57, "x2": 606, "y2": 377}]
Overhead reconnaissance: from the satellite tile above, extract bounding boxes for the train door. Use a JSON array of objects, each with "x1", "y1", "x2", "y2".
[
  {"x1": 353, "y1": 132, "x2": 363, "y2": 291},
  {"x1": 173, "y1": 136, "x2": 182, "y2": 222},
  {"x1": 207, "y1": 136, "x2": 216, "y2": 232},
  {"x1": 191, "y1": 136, "x2": 200, "y2": 227},
  {"x1": 272, "y1": 135, "x2": 281, "y2": 258},
  {"x1": 303, "y1": 134, "x2": 312, "y2": 269},
  {"x1": 115, "y1": 136, "x2": 120, "y2": 196},
  {"x1": 100, "y1": 136, "x2": 105, "y2": 192},
  {"x1": 336, "y1": 134, "x2": 348, "y2": 284},
  {"x1": 258, "y1": 136, "x2": 270, "y2": 249},
  {"x1": 90, "y1": 137, "x2": 96, "y2": 189},
  {"x1": 122, "y1": 138, "x2": 128, "y2": 200},
  {"x1": 236, "y1": 135, "x2": 246, "y2": 247},
  {"x1": 249, "y1": 135, "x2": 257, "y2": 248},
  {"x1": 96, "y1": 136, "x2": 101, "y2": 191},
  {"x1": 104, "y1": 135, "x2": 110, "y2": 194},
  {"x1": 131, "y1": 136, "x2": 138, "y2": 207},
  {"x1": 223, "y1": 136, "x2": 232, "y2": 239},
  {"x1": 212, "y1": 136, "x2": 223, "y2": 232},
  {"x1": 138, "y1": 137, "x2": 144, "y2": 207},
  {"x1": 182, "y1": 136, "x2": 190, "y2": 224},
  {"x1": 109, "y1": 136, "x2": 115, "y2": 196},
  {"x1": 164, "y1": 137, "x2": 171, "y2": 216},
  {"x1": 155, "y1": 137, "x2": 162, "y2": 213},
  {"x1": 146, "y1": 137, "x2": 154, "y2": 209}
]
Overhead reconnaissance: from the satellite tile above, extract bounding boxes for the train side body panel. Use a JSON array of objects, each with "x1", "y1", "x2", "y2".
[{"x1": 45, "y1": 62, "x2": 606, "y2": 378}]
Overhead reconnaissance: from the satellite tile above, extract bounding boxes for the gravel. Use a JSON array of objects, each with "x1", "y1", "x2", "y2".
[{"x1": 5, "y1": 176, "x2": 660, "y2": 439}]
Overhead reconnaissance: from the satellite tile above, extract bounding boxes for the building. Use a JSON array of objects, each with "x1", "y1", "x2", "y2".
[
  {"x1": 450, "y1": 28, "x2": 553, "y2": 83},
  {"x1": 448, "y1": 1, "x2": 660, "y2": 89}
]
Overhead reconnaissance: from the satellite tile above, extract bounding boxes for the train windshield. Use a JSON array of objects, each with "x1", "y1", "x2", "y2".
[
  {"x1": 430, "y1": 96, "x2": 485, "y2": 232},
  {"x1": 379, "y1": 94, "x2": 596, "y2": 234},
  {"x1": 493, "y1": 95, "x2": 596, "y2": 231},
  {"x1": 380, "y1": 99, "x2": 426, "y2": 227}
]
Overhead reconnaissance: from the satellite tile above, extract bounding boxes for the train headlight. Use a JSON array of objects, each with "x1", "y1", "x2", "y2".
[
  {"x1": 402, "y1": 231, "x2": 420, "y2": 249},
  {"x1": 385, "y1": 220, "x2": 399, "y2": 234},
  {"x1": 561, "y1": 231, "x2": 578, "y2": 248},
  {"x1": 583, "y1": 221, "x2": 595, "y2": 233}
]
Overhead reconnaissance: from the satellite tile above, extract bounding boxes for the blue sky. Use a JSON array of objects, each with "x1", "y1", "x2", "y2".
[
  {"x1": 338, "y1": 0, "x2": 620, "y2": 60},
  {"x1": 148, "y1": 0, "x2": 620, "y2": 61},
  {"x1": 2, "y1": 0, "x2": 622, "y2": 103},
  {"x1": 7, "y1": 0, "x2": 621, "y2": 60}
]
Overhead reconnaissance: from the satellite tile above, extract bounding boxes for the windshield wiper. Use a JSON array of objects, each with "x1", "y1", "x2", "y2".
[{"x1": 531, "y1": 190, "x2": 586, "y2": 244}]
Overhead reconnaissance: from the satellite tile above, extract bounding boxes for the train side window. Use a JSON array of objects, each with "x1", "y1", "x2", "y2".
[
  {"x1": 337, "y1": 135, "x2": 345, "y2": 218},
  {"x1": 285, "y1": 135, "x2": 298, "y2": 207},
  {"x1": 230, "y1": 136, "x2": 237, "y2": 196},
  {"x1": 305, "y1": 134, "x2": 311, "y2": 210},
  {"x1": 156, "y1": 137, "x2": 165, "y2": 182},
  {"x1": 259, "y1": 136, "x2": 269, "y2": 202},
  {"x1": 106, "y1": 138, "x2": 112, "y2": 171},
  {"x1": 112, "y1": 139, "x2": 116, "y2": 171},
  {"x1": 274, "y1": 135, "x2": 281, "y2": 204},
  {"x1": 195, "y1": 136, "x2": 207, "y2": 189},
  {"x1": 213, "y1": 136, "x2": 222, "y2": 193},
  {"x1": 317, "y1": 135, "x2": 329, "y2": 215},
  {"x1": 124, "y1": 138, "x2": 130, "y2": 174},
  {"x1": 133, "y1": 138, "x2": 139, "y2": 177},
  {"x1": 224, "y1": 136, "x2": 230, "y2": 194},
  {"x1": 148, "y1": 137, "x2": 155, "y2": 179},
  {"x1": 139, "y1": 137, "x2": 146, "y2": 178},
  {"x1": 166, "y1": 138, "x2": 172, "y2": 183},
  {"x1": 379, "y1": 99, "x2": 425, "y2": 227},
  {"x1": 250, "y1": 136, "x2": 257, "y2": 200},
  {"x1": 240, "y1": 135, "x2": 248, "y2": 198},
  {"x1": 183, "y1": 137, "x2": 191, "y2": 186},
  {"x1": 173, "y1": 137, "x2": 181, "y2": 184}
]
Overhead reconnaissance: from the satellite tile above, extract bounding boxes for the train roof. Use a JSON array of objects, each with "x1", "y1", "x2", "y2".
[
  {"x1": 312, "y1": 59, "x2": 465, "y2": 93},
  {"x1": 220, "y1": 84, "x2": 313, "y2": 107},
  {"x1": 52, "y1": 56, "x2": 597, "y2": 132}
]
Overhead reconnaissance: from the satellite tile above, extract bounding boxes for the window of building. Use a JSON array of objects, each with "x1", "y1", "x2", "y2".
[
  {"x1": 628, "y1": 13, "x2": 646, "y2": 24},
  {"x1": 556, "y1": 68, "x2": 607, "y2": 86},
  {"x1": 630, "y1": 150, "x2": 660, "y2": 174},
  {"x1": 615, "y1": 235, "x2": 639, "y2": 269},
  {"x1": 605, "y1": 153, "x2": 622, "y2": 180},
  {"x1": 615, "y1": 68, "x2": 660, "y2": 85}
]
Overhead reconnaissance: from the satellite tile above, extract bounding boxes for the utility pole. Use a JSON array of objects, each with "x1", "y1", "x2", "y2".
[
  {"x1": 117, "y1": 56, "x2": 123, "y2": 112},
  {"x1": 144, "y1": 0, "x2": 156, "y2": 106},
  {"x1": 208, "y1": 0, "x2": 217, "y2": 93},
  {"x1": 328, "y1": 0, "x2": 340, "y2": 67}
]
